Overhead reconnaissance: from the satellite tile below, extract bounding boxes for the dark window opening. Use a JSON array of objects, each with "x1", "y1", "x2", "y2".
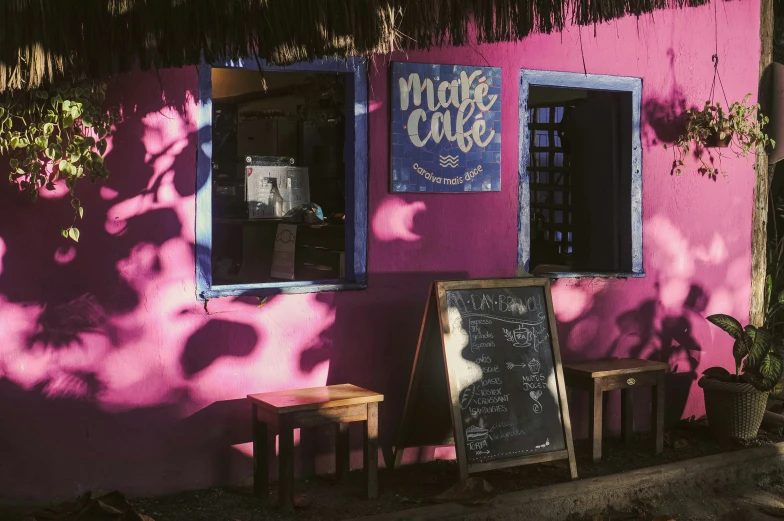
[
  {"x1": 527, "y1": 86, "x2": 634, "y2": 275},
  {"x1": 210, "y1": 68, "x2": 349, "y2": 285}
]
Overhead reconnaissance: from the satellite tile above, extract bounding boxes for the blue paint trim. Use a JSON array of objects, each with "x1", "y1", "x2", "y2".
[
  {"x1": 203, "y1": 281, "x2": 367, "y2": 299},
  {"x1": 351, "y1": 60, "x2": 369, "y2": 285},
  {"x1": 518, "y1": 69, "x2": 644, "y2": 276},
  {"x1": 196, "y1": 61, "x2": 213, "y2": 299},
  {"x1": 195, "y1": 57, "x2": 368, "y2": 299},
  {"x1": 535, "y1": 271, "x2": 645, "y2": 279}
]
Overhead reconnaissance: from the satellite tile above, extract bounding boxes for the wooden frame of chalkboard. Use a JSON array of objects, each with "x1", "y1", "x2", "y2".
[{"x1": 393, "y1": 278, "x2": 577, "y2": 481}]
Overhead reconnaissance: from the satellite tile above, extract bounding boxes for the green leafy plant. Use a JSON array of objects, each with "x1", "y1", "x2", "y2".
[
  {"x1": 705, "y1": 314, "x2": 783, "y2": 391},
  {"x1": 0, "y1": 82, "x2": 117, "y2": 241},
  {"x1": 665, "y1": 93, "x2": 774, "y2": 177}
]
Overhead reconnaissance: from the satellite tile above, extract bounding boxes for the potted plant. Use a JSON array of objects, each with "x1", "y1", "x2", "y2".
[
  {"x1": 666, "y1": 93, "x2": 774, "y2": 177},
  {"x1": 702, "y1": 302, "x2": 784, "y2": 440}
]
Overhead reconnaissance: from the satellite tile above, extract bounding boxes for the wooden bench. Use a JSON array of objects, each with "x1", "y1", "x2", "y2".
[
  {"x1": 248, "y1": 384, "x2": 383, "y2": 511},
  {"x1": 562, "y1": 358, "x2": 667, "y2": 462}
]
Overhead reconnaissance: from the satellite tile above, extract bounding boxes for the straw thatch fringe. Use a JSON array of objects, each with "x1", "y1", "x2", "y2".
[{"x1": 1, "y1": 0, "x2": 712, "y2": 93}]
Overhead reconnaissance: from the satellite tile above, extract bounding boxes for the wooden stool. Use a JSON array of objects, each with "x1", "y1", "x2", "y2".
[
  {"x1": 248, "y1": 384, "x2": 383, "y2": 511},
  {"x1": 562, "y1": 358, "x2": 667, "y2": 462}
]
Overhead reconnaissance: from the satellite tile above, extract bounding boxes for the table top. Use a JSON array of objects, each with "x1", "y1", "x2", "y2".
[
  {"x1": 563, "y1": 358, "x2": 669, "y2": 378},
  {"x1": 248, "y1": 384, "x2": 383, "y2": 413}
]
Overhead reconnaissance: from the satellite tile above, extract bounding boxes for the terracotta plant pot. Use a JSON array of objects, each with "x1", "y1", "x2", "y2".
[
  {"x1": 704, "y1": 131, "x2": 732, "y2": 147},
  {"x1": 698, "y1": 377, "x2": 767, "y2": 441}
]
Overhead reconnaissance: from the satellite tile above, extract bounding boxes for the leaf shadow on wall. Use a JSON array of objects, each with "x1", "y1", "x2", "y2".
[
  {"x1": 0, "y1": 81, "x2": 190, "y2": 350},
  {"x1": 554, "y1": 281, "x2": 706, "y2": 437},
  {"x1": 181, "y1": 319, "x2": 260, "y2": 378},
  {"x1": 0, "y1": 69, "x2": 271, "y2": 498},
  {"x1": 608, "y1": 283, "x2": 706, "y2": 426}
]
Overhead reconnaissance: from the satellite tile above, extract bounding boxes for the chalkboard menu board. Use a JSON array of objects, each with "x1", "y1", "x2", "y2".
[{"x1": 394, "y1": 278, "x2": 576, "y2": 480}]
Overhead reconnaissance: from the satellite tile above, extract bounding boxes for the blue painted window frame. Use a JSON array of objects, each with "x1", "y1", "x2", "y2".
[
  {"x1": 196, "y1": 57, "x2": 368, "y2": 299},
  {"x1": 518, "y1": 69, "x2": 644, "y2": 278}
]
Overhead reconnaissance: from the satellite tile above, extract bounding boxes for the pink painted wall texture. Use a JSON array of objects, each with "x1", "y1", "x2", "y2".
[{"x1": 0, "y1": 1, "x2": 761, "y2": 500}]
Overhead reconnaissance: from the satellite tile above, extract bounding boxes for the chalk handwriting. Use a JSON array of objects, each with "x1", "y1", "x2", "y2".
[
  {"x1": 475, "y1": 354, "x2": 492, "y2": 364},
  {"x1": 498, "y1": 295, "x2": 527, "y2": 314},
  {"x1": 489, "y1": 421, "x2": 512, "y2": 433},
  {"x1": 470, "y1": 405, "x2": 508, "y2": 415},
  {"x1": 468, "y1": 440, "x2": 489, "y2": 451},
  {"x1": 471, "y1": 293, "x2": 495, "y2": 312},
  {"x1": 521, "y1": 374, "x2": 546, "y2": 391},
  {"x1": 489, "y1": 428, "x2": 527, "y2": 441},
  {"x1": 447, "y1": 292, "x2": 469, "y2": 315},
  {"x1": 474, "y1": 394, "x2": 509, "y2": 405},
  {"x1": 471, "y1": 330, "x2": 494, "y2": 340}
]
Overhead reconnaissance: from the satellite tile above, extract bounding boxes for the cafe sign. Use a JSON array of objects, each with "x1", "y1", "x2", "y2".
[{"x1": 391, "y1": 62, "x2": 502, "y2": 193}]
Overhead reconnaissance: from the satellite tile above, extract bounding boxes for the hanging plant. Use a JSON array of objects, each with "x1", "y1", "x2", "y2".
[
  {"x1": 0, "y1": 82, "x2": 118, "y2": 241},
  {"x1": 665, "y1": 93, "x2": 774, "y2": 177}
]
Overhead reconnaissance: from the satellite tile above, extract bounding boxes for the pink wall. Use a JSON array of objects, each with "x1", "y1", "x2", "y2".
[{"x1": 0, "y1": 1, "x2": 761, "y2": 500}]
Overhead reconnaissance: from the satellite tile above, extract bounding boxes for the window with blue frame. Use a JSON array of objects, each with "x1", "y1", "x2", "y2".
[
  {"x1": 519, "y1": 70, "x2": 643, "y2": 278},
  {"x1": 196, "y1": 59, "x2": 368, "y2": 299}
]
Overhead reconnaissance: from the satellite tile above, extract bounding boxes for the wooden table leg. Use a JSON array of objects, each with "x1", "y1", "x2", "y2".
[
  {"x1": 590, "y1": 379, "x2": 603, "y2": 462},
  {"x1": 621, "y1": 387, "x2": 634, "y2": 445},
  {"x1": 252, "y1": 404, "x2": 269, "y2": 499},
  {"x1": 300, "y1": 426, "x2": 317, "y2": 479},
  {"x1": 653, "y1": 371, "x2": 665, "y2": 454},
  {"x1": 336, "y1": 422, "x2": 350, "y2": 484},
  {"x1": 278, "y1": 418, "x2": 294, "y2": 511},
  {"x1": 364, "y1": 402, "x2": 379, "y2": 499}
]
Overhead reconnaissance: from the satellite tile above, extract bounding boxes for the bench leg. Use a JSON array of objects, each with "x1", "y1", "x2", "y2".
[
  {"x1": 590, "y1": 380, "x2": 603, "y2": 462},
  {"x1": 278, "y1": 420, "x2": 294, "y2": 512},
  {"x1": 364, "y1": 403, "x2": 379, "y2": 499},
  {"x1": 336, "y1": 422, "x2": 350, "y2": 484},
  {"x1": 252, "y1": 404, "x2": 269, "y2": 498},
  {"x1": 653, "y1": 372, "x2": 665, "y2": 454},
  {"x1": 621, "y1": 387, "x2": 634, "y2": 445}
]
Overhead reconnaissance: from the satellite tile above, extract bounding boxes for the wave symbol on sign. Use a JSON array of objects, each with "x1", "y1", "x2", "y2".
[{"x1": 439, "y1": 155, "x2": 459, "y2": 168}]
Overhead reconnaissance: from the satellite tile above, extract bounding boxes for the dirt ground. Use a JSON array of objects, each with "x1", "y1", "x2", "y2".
[
  {"x1": 4, "y1": 419, "x2": 784, "y2": 521},
  {"x1": 568, "y1": 479, "x2": 784, "y2": 521}
]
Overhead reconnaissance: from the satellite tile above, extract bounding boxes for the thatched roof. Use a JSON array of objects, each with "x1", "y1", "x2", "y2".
[{"x1": 2, "y1": 0, "x2": 710, "y2": 93}]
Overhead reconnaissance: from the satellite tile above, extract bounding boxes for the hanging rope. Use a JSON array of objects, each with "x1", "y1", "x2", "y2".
[
  {"x1": 709, "y1": 54, "x2": 730, "y2": 107},
  {"x1": 708, "y1": 0, "x2": 729, "y2": 107}
]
